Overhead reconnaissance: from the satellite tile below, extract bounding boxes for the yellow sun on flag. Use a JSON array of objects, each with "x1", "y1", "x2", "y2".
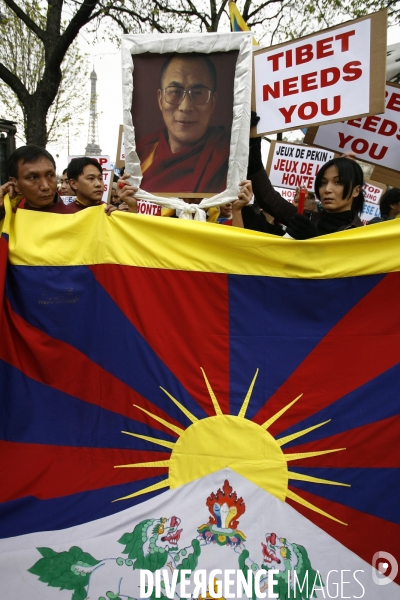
[{"x1": 115, "y1": 368, "x2": 349, "y2": 525}]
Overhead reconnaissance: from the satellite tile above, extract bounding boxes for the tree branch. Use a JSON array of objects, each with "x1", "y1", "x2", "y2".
[
  {"x1": 3, "y1": 0, "x2": 45, "y2": 40},
  {"x1": 55, "y1": 0, "x2": 100, "y2": 62},
  {"x1": 248, "y1": 0, "x2": 283, "y2": 23},
  {"x1": 0, "y1": 61, "x2": 29, "y2": 104},
  {"x1": 242, "y1": 0, "x2": 252, "y2": 22}
]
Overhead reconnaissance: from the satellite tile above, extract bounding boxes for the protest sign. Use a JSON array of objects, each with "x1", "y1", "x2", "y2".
[
  {"x1": 136, "y1": 200, "x2": 162, "y2": 216},
  {"x1": 273, "y1": 186, "x2": 296, "y2": 202},
  {"x1": 252, "y1": 11, "x2": 387, "y2": 136},
  {"x1": 116, "y1": 125, "x2": 125, "y2": 168},
  {"x1": 266, "y1": 141, "x2": 334, "y2": 189},
  {"x1": 360, "y1": 179, "x2": 386, "y2": 224},
  {"x1": 102, "y1": 169, "x2": 113, "y2": 204},
  {"x1": 305, "y1": 82, "x2": 400, "y2": 173},
  {"x1": 387, "y1": 42, "x2": 400, "y2": 82},
  {"x1": 60, "y1": 196, "x2": 75, "y2": 205}
]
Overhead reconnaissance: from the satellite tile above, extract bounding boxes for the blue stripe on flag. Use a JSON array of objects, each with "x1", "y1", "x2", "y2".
[
  {"x1": 289, "y1": 466, "x2": 400, "y2": 524},
  {"x1": 228, "y1": 274, "x2": 384, "y2": 418},
  {"x1": 278, "y1": 361, "x2": 400, "y2": 446},
  {"x1": 5, "y1": 265, "x2": 207, "y2": 425},
  {"x1": 0, "y1": 361, "x2": 176, "y2": 449}
]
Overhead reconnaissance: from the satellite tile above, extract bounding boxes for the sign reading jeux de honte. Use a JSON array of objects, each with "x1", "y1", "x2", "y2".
[
  {"x1": 266, "y1": 141, "x2": 334, "y2": 189},
  {"x1": 252, "y1": 11, "x2": 387, "y2": 136}
]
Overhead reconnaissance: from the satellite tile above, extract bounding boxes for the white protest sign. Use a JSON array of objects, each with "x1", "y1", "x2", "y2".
[
  {"x1": 253, "y1": 12, "x2": 387, "y2": 135},
  {"x1": 273, "y1": 187, "x2": 296, "y2": 202},
  {"x1": 266, "y1": 141, "x2": 334, "y2": 189},
  {"x1": 102, "y1": 170, "x2": 113, "y2": 204},
  {"x1": 306, "y1": 83, "x2": 400, "y2": 171},
  {"x1": 137, "y1": 200, "x2": 162, "y2": 216},
  {"x1": 68, "y1": 155, "x2": 111, "y2": 171},
  {"x1": 60, "y1": 195, "x2": 75, "y2": 205},
  {"x1": 360, "y1": 179, "x2": 386, "y2": 224}
]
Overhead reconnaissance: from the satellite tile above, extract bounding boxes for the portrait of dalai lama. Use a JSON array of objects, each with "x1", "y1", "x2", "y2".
[{"x1": 136, "y1": 53, "x2": 230, "y2": 195}]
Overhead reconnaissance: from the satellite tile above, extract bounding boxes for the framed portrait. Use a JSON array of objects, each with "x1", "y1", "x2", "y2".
[{"x1": 121, "y1": 32, "x2": 253, "y2": 213}]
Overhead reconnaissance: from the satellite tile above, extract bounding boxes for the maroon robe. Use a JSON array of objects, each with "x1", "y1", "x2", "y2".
[
  {"x1": 137, "y1": 126, "x2": 230, "y2": 194},
  {"x1": 63, "y1": 199, "x2": 105, "y2": 213},
  {"x1": 13, "y1": 196, "x2": 71, "y2": 214}
]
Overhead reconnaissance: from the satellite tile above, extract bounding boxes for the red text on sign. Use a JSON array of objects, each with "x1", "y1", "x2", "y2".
[{"x1": 266, "y1": 31, "x2": 356, "y2": 71}]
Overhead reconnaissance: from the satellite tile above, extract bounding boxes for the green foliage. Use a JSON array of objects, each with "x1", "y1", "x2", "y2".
[{"x1": 28, "y1": 545, "x2": 100, "y2": 599}]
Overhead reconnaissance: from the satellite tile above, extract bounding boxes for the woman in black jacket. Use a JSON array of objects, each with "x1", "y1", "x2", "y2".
[{"x1": 247, "y1": 139, "x2": 364, "y2": 239}]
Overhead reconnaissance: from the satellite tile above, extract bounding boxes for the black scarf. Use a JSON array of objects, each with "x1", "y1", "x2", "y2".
[{"x1": 317, "y1": 210, "x2": 354, "y2": 236}]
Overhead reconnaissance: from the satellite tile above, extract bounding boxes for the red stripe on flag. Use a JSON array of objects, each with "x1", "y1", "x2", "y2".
[
  {"x1": 255, "y1": 273, "x2": 400, "y2": 435},
  {"x1": 0, "y1": 441, "x2": 169, "y2": 502},
  {"x1": 286, "y1": 485, "x2": 400, "y2": 585},
  {"x1": 0, "y1": 298, "x2": 184, "y2": 435},
  {"x1": 285, "y1": 415, "x2": 400, "y2": 468},
  {"x1": 90, "y1": 265, "x2": 230, "y2": 415}
]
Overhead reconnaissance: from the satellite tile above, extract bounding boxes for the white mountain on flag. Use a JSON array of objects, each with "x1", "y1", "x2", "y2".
[{"x1": 0, "y1": 469, "x2": 397, "y2": 599}]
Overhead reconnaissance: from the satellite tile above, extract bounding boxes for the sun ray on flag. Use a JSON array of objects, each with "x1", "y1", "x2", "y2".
[
  {"x1": 117, "y1": 375, "x2": 349, "y2": 525},
  {"x1": 286, "y1": 488, "x2": 348, "y2": 525},
  {"x1": 285, "y1": 448, "x2": 346, "y2": 461},
  {"x1": 238, "y1": 368, "x2": 259, "y2": 418},
  {"x1": 200, "y1": 367, "x2": 223, "y2": 415},
  {"x1": 113, "y1": 478, "x2": 170, "y2": 502},
  {"x1": 121, "y1": 431, "x2": 175, "y2": 449},
  {"x1": 288, "y1": 472, "x2": 351, "y2": 487},
  {"x1": 160, "y1": 386, "x2": 198, "y2": 423},
  {"x1": 262, "y1": 394, "x2": 303, "y2": 430},
  {"x1": 114, "y1": 460, "x2": 170, "y2": 469},
  {"x1": 133, "y1": 404, "x2": 184, "y2": 436},
  {"x1": 277, "y1": 420, "x2": 331, "y2": 447}
]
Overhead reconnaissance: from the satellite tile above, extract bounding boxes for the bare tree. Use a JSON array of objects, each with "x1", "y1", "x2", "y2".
[
  {"x1": 0, "y1": 0, "x2": 115, "y2": 146},
  {"x1": 0, "y1": 1, "x2": 88, "y2": 146},
  {"x1": 104, "y1": 0, "x2": 399, "y2": 45}
]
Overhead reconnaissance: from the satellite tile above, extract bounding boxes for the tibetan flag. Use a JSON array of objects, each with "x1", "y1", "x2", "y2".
[
  {"x1": 229, "y1": 0, "x2": 259, "y2": 45},
  {"x1": 0, "y1": 202, "x2": 399, "y2": 599}
]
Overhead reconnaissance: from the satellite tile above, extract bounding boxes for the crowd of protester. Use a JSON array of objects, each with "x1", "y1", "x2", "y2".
[{"x1": 0, "y1": 130, "x2": 398, "y2": 240}]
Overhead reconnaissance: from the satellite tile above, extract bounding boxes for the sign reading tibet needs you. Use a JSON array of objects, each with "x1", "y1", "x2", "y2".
[
  {"x1": 252, "y1": 11, "x2": 387, "y2": 136},
  {"x1": 266, "y1": 141, "x2": 334, "y2": 189},
  {"x1": 305, "y1": 82, "x2": 400, "y2": 173}
]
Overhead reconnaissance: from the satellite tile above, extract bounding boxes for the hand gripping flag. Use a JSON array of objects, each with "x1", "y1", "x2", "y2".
[{"x1": 0, "y1": 201, "x2": 399, "y2": 599}]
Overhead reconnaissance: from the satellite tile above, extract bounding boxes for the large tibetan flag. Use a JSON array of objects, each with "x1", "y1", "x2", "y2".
[{"x1": 0, "y1": 202, "x2": 399, "y2": 599}]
